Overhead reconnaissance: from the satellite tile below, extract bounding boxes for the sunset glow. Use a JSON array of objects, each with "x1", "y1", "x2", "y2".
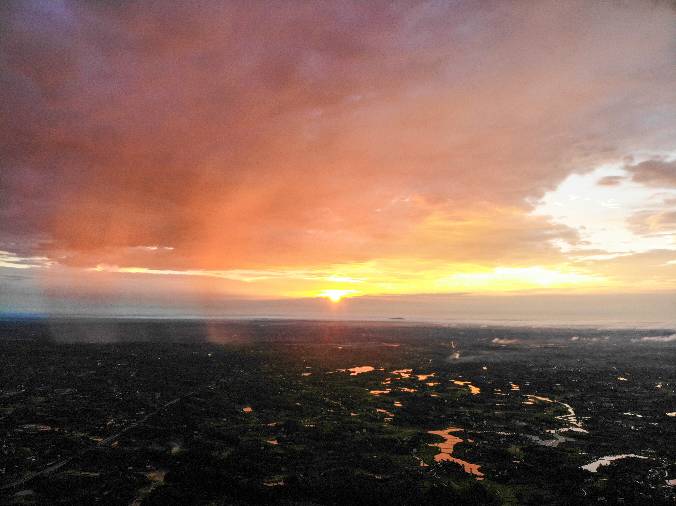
[
  {"x1": 2, "y1": 4, "x2": 675, "y2": 503},
  {"x1": 319, "y1": 290, "x2": 355, "y2": 303},
  {"x1": 1, "y1": 1, "x2": 675, "y2": 321},
  {"x1": 0, "y1": 0, "x2": 676, "y2": 506}
]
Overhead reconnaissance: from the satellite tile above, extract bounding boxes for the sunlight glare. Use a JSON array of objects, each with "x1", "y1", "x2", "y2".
[{"x1": 319, "y1": 289, "x2": 355, "y2": 302}]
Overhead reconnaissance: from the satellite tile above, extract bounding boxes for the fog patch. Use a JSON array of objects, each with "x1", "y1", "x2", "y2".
[
  {"x1": 632, "y1": 334, "x2": 676, "y2": 343},
  {"x1": 491, "y1": 338, "x2": 520, "y2": 345}
]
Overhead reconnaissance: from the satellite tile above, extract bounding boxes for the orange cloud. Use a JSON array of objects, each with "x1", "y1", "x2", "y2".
[{"x1": 1, "y1": 1, "x2": 676, "y2": 308}]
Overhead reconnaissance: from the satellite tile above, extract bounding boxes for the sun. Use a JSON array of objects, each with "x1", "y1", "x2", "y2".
[{"x1": 319, "y1": 289, "x2": 355, "y2": 303}]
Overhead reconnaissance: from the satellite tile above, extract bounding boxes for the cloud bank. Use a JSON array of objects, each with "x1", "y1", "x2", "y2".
[{"x1": 1, "y1": 1, "x2": 676, "y2": 309}]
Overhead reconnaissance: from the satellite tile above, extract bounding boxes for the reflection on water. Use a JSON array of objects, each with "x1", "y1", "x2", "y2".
[
  {"x1": 242, "y1": 406, "x2": 253, "y2": 413},
  {"x1": 266, "y1": 439, "x2": 279, "y2": 445},
  {"x1": 391, "y1": 369, "x2": 413, "y2": 378},
  {"x1": 416, "y1": 373, "x2": 435, "y2": 381},
  {"x1": 453, "y1": 380, "x2": 480, "y2": 395},
  {"x1": 525, "y1": 395, "x2": 587, "y2": 433},
  {"x1": 343, "y1": 365, "x2": 375, "y2": 375},
  {"x1": 428, "y1": 427, "x2": 484, "y2": 480},
  {"x1": 369, "y1": 389, "x2": 391, "y2": 396},
  {"x1": 400, "y1": 387, "x2": 417, "y2": 393},
  {"x1": 376, "y1": 407, "x2": 395, "y2": 422},
  {"x1": 510, "y1": 383, "x2": 520, "y2": 391},
  {"x1": 582, "y1": 454, "x2": 649, "y2": 473}
]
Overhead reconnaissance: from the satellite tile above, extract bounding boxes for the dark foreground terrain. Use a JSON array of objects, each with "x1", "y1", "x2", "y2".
[{"x1": 0, "y1": 318, "x2": 674, "y2": 505}]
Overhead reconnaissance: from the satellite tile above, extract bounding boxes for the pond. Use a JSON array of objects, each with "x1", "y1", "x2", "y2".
[
  {"x1": 344, "y1": 365, "x2": 375, "y2": 375},
  {"x1": 452, "y1": 380, "x2": 480, "y2": 395}
]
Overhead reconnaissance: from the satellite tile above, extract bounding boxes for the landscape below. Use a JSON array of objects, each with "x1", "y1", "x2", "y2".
[{"x1": 0, "y1": 318, "x2": 674, "y2": 505}]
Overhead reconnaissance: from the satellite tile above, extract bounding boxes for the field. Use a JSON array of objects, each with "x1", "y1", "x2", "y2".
[{"x1": 1, "y1": 319, "x2": 674, "y2": 504}]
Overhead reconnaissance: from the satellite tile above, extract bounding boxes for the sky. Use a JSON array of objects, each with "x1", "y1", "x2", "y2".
[{"x1": 1, "y1": 1, "x2": 676, "y2": 323}]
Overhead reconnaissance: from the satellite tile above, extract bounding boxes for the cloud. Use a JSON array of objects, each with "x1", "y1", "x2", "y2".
[
  {"x1": 597, "y1": 175, "x2": 624, "y2": 186},
  {"x1": 627, "y1": 209, "x2": 676, "y2": 236},
  {"x1": 1, "y1": 1, "x2": 676, "y2": 303},
  {"x1": 573, "y1": 249, "x2": 676, "y2": 290},
  {"x1": 626, "y1": 159, "x2": 676, "y2": 188},
  {"x1": 0, "y1": 250, "x2": 53, "y2": 270}
]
